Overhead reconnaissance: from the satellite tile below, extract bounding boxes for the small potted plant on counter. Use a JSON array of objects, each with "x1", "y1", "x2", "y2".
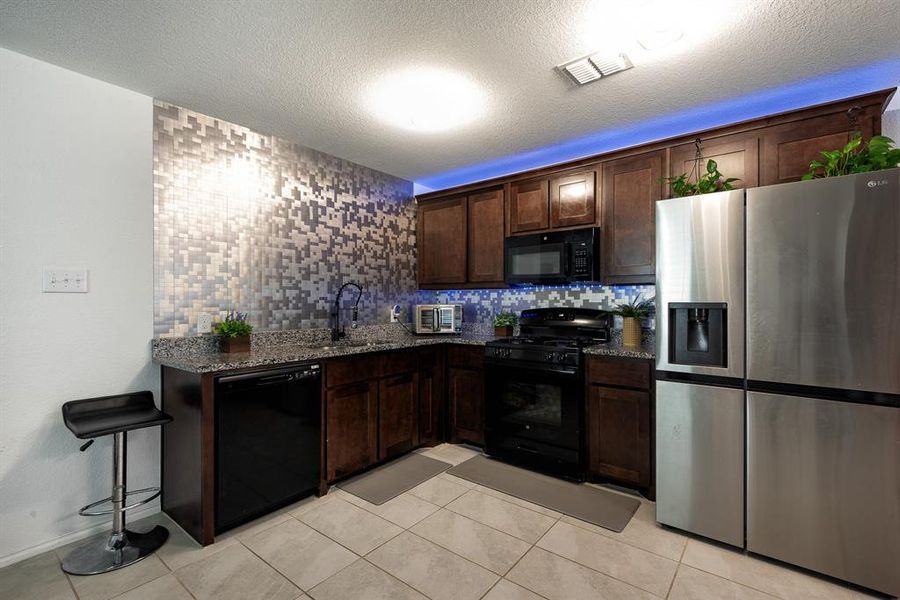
[
  {"x1": 493, "y1": 311, "x2": 518, "y2": 337},
  {"x1": 614, "y1": 296, "x2": 655, "y2": 347},
  {"x1": 215, "y1": 310, "x2": 253, "y2": 353}
]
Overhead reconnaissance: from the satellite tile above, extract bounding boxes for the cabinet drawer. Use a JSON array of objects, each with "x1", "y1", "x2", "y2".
[
  {"x1": 380, "y1": 350, "x2": 418, "y2": 378},
  {"x1": 587, "y1": 356, "x2": 651, "y2": 390},
  {"x1": 325, "y1": 354, "x2": 381, "y2": 388},
  {"x1": 447, "y1": 345, "x2": 484, "y2": 369}
]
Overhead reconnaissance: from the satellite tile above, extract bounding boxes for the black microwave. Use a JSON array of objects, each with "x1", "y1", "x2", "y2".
[{"x1": 505, "y1": 228, "x2": 599, "y2": 285}]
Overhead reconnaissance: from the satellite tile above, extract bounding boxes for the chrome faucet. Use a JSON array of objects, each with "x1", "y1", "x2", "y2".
[{"x1": 330, "y1": 281, "x2": 363, "y2": 341}]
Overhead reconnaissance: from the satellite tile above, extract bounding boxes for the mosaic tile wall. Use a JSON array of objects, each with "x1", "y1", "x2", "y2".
[
  {"x1": 416, "y1": 284, "x2": 656, "y2": 328},
  {"x1": 153, "y1": 102, "x2": 416, "y2": 336}
]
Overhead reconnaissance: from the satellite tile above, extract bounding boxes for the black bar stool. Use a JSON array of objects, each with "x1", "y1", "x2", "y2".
[{"x1": 61, "y1": 391, "x2": 173, "y2": 575}]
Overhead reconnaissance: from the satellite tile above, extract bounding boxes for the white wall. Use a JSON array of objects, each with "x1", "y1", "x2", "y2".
[{"x1": 0, "y1": 49, "x2": 157, "y2": 566}]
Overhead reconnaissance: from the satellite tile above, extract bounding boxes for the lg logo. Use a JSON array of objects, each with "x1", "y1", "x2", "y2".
[{"x1": 867, "y1": 179, "x2": 889, "y2": 188}]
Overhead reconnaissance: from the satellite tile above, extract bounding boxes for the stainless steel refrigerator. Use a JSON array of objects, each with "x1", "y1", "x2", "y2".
[
  {"x1": 745, "y1": 169, "x2": 900, "y2": 597},
  {"x1": 655, "y1": 169, "x2": 900, "y2": 597},
  {"x1": 655, "y1": 188, "x2": 746, "y2": 548}
]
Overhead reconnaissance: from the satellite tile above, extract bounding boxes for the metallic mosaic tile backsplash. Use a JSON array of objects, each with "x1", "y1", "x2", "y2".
[
  {"x1": 415, "y1": 284, "x2": 656, "y2": 328},
  {"x1": 153, "y1": 102, "x2": 656, "y2": 336},
  {"x1": 153, "y1": 102, "x2": 416, "y2": 336}
]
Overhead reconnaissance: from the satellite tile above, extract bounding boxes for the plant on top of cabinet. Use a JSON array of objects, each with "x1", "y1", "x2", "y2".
[
  {"x1": 613, "y1": 295, "x2": 655, "y2": 347},
  {"x1": 493, "y1": 311, "x2": 518, "y2": 337},
  {"x1": 664, "y1": 158, "x2": 739, "y2": 197},
  {"x1": 802, "y1": 134, "x2": 900, "y2": 180},
  {"x1": 216, "y1": 310, "x2": 253, "y2": 353}
]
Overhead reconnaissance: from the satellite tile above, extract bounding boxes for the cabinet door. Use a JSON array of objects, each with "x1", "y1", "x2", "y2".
[
  {"x1": 760, "y1": 110, "x2": 877, "y2": 186},
  {"x1": 601, "y1": 151, "x2": 663, "y2": 284},
  {"x1": 467, "y1": 189, "x2": 505, "y2": 283},
  {"x1": 586, "y1": 384, "x2": 651, "y2": 488},
  {"x1": 550, "y1": 170, "x2": 597, "y2": 228},
  {"x1": 418, "y1": 350, "x2": 444, "y2": 445},
  {"x1": 379, "y1": 372, "x2": 419, "y2": 460},
  {"x1": 326, "y1": 381, "x2": 377, "y2": 481},
  {"x1": 418, "y1": 196, "x2": 467, "y2": 285},
  {"x1": 448, "y1": 366, "x2": 484, "y2": 445},
  {"x1": 508, "y1": 178, "x2": 549, "y2": 233},
  {"x1": 669, "y1": 135, "x2": 758, "y2": 190}
]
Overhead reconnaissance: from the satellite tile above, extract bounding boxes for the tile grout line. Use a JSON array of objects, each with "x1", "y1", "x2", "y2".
[
  {"x1": 664, "y1": 562, "x2": 682, "y2": 599},
  {"x1": 359, "y1": 556, "x2": 437, "y2": 600},
  {"x1": 534, "y1": 543, "x2": 672, "y2": 599},
  {"x1": 238, "y1": 538, "x2": 310, "y2": 597}
]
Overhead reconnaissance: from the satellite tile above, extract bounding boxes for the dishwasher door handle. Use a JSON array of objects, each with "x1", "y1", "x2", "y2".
[{"x1": 257, "y1": 373, "x2": 295, "y2": 385}]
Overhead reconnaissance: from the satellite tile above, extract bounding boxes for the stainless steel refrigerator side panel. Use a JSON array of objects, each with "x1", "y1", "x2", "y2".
[
  {"x1": 655, "y1": 380, "x2": 745, "y2": 547},
  {"x1": 656, "y1": 189, "x2": 745, "y2": 379},
  {"x1": 746, "y1": 168, "x2": 900, "y2": 394},
  {"x1": 747, "y1": 391, "x2": 900, "y2": 597}
]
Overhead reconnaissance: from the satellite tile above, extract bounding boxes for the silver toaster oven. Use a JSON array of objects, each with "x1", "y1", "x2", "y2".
[{"x1": 414, "y1": 304, "x2": 463, "y2": 334}]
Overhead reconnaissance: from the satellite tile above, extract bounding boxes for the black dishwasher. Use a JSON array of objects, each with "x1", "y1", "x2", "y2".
[{"x1": 215, "y1": 363, "x2": 321, "y2": 533}]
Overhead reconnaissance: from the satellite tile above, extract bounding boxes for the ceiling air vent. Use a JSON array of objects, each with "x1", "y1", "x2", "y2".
[{"x1": 559, "y1": 53, "x2": 633, "y2": 86}]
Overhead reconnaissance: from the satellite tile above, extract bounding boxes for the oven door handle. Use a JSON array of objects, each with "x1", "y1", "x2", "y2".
[{"x1": 484, "y1": 358, "x2": 578, "y2": 376}]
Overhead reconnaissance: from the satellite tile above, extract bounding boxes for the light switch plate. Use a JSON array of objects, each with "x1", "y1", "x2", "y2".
[
  {"x1": 42, "y1": 268, "x2": 88, "y2": 293},
  {"x1": 197, "y1": 313, "x2": 213, "y2": 334}
]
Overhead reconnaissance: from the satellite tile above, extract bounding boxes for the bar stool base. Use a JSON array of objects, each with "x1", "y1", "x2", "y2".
[{"x1": 62, "y1": 526, "x2": 169, "y2": 576}]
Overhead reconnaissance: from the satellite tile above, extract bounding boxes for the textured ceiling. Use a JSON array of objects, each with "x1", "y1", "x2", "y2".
[{"x1": 1, "y1": 0, "x2": 899, "y2": 189}]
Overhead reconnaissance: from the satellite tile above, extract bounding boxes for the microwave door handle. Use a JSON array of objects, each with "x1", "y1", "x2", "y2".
[{"x1": 563, "y1": 243, "x2": 571, "y2": 276}]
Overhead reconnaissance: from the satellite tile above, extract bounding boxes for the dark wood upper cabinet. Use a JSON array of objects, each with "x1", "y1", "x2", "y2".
[
  {"x1": 760, "y1": 109, "x2": 878, "y2": 186},
  {"x1": 508, "y1": 178, "x2": 550, "y2": 234},
  {"x1": 550, "y1": 170, "x2": 597, "y2": 228},
  {"x1": 467, "y1": 189, "x2": 505, "y2": 283},
  {"x1": 325, "y1": 381, "x2": 377, "y2": 482},
  {"x1": 417, "y1": 196, "x2": 467, "y2": 285},
  {"x1": 601, "y1": 151, "x2": 663, "y2": 284},
  {"x1": 378, "y1": 372, "x2": 419, "y2": 460},
  {"x1": 669, "y1": 134, "x2": 759, "y2": 189}
]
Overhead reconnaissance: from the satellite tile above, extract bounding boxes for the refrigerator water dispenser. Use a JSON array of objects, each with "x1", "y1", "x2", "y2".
[{"x1": 669, "y1": 302, "x2": 727, "y2": 367}]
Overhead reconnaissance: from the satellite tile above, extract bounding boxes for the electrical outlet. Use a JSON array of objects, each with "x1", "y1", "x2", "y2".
[
  {"x1": 197, "y1": 313, "x2": 213, "y2": 334},
  {"x1": 42, "y1": 268, "x2": 88, "y2": 293},
  {"x1": 390, "y1": 304, "x2": 402, "y2": 323}
]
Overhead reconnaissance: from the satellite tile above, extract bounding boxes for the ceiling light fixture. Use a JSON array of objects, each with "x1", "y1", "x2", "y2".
[
  {"x1": 368, "y1": 67, "x2": 485, "y2": 133},
  {"x1": 559, "y1": 52, "x2": 633, "y2": 86}
]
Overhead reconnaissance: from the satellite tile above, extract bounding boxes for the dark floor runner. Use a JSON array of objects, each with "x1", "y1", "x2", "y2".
[
  {"x1": 339, "y1": 453, "x2": 452, "y2": 505},
  {"x1": 448, "y1": 455, "x2": 640, "y2": 532}
]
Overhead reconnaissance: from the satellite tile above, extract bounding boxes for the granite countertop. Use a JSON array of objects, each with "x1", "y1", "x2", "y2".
[
  {"x1": 583, "y1": 338, "x2": 656, "y2": 361},
  {"x1": 153, "y1": 324, "x2": 657, "y2": 374},
  {"x1": 153, "y1": 332, "x2": 495, "y2": 373}
]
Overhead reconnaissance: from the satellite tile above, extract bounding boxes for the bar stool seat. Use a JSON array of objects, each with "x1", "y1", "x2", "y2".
[
  {"x1": 63, "y1": 392, "x2": 171, "y2": 439},
  {"x1": 61, "y1": 391, "x2": 173, "y2": 576}
]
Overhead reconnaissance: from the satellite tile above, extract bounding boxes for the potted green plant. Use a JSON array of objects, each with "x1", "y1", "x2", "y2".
[
  {"x1": 493, "y1": 311, "x2": 518, "y2": 337},
  {"x1": 215, "y1": 310, "x2": 253, "y2": 353},
  {"x1": 802, "y1": 134, "x2": 900, "y2": 179},
  {"x1": 613, "y1": 296, "x2": 655, "y2": 347},
  {"x1": 663, "y1": 159, "x2": 739, "y2": 197}
]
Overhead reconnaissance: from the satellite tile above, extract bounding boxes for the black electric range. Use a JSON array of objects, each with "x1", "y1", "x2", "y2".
[{"x1": 484, "y1": 308, "x2": 612, "y2": 480}]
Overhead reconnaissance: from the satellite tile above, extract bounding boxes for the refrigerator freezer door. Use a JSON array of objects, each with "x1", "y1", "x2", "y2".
[
  {"x1": 656, "y1": 380, "x2": 744, "y2": 547},
  {"x1": 656, "y1": 189, "x2": 744, "y2": 379},
  {"x1": 746, "y1": 169, "x2": 900, "y2": 394},
  {"x1": 747, "y1": 391, "x2": 900, "y2": 597}
]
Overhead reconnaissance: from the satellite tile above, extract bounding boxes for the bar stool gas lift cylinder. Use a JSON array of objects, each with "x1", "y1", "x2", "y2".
[{"x1": 60, "y1": 391, "x2": 173, "y2": 575}]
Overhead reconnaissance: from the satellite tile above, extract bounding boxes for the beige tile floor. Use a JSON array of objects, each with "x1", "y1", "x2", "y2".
[{"x1": 0, "y1": 444, "x2": 884, "y2": 600}]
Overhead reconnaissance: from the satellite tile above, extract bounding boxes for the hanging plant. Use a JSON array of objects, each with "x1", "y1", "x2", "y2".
[
  {"x1": 801, "y1": 134, "x2": 900, "y2": 180},
  {"x1": 662, "y1": 139, "x2": 739, "y2": 197}
]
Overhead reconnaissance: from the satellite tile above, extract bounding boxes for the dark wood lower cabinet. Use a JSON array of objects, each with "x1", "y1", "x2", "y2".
[
  {"x1": 585, "y1": 356, "x2": 654, "y2": 498},
  {"x1": 325, "y1": 381, "x2": 378, "y2": 481},
  {"x1": 447, "y1": 346, "x2": 485, "y2": 445},
  {"x1": 418, "y1": 348, "x2": 444, "y2": 446},
  {"x1": 587, "y1": 385, "x2": 651, "y2": 487},
  {"x1": 378, "y1": 372, "x2": 419, "y2": 460}
]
